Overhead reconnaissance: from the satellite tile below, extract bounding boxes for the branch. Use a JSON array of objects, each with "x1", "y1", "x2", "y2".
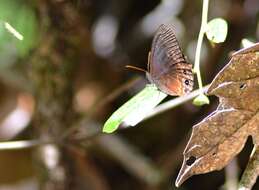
[
  {"x1": 0, "y1": 139, "x2": 51, "y2": 150},
  {"x1": 143, "y1": 85, "x2": 209, "y2": 121},
  {"x1": 239, "y1": 146, "x2": 259, "y2": 190}
]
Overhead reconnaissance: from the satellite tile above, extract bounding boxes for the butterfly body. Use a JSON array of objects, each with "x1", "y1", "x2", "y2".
[{"x1": 147, "y1": 24, "x2": 194, "y2": 96}]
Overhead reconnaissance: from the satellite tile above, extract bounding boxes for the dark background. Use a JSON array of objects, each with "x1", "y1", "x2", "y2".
[{"x1": 0, "y1": 0, "x2": 258, "y2": 189}]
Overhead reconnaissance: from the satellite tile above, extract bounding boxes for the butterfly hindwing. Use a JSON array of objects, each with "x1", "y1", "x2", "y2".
[{"x1": 148, "y1": 24, "x2": 193, "y2": 96}]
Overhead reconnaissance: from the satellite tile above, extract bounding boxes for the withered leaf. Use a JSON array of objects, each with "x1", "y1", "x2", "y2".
[{"x1": 176, "y1": 43, "x2": 259, "y2": 187}]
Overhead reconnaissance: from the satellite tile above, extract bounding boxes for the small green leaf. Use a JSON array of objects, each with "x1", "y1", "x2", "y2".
[
  {"x1": 193, "y1": 93, "x2": 210, "y2": 106},
  {"x1": 241, "y1": 38, "x2": 255, "y2": 48},
  {"x1": 103, "y1": 85, "x2": 167, "y2": 133},
  {"x1": 206, "y1": 18, "x2": 228, "y2": 43}
]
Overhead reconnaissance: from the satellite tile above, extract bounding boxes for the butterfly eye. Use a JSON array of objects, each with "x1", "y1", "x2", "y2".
[{"x1": 185, "y1": 79, "x2": 189, "y2": 86}]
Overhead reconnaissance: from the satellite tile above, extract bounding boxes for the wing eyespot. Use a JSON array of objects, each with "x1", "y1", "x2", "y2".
[{"x1": 184, "y1": 79, "x2": 189, "y2": 86}]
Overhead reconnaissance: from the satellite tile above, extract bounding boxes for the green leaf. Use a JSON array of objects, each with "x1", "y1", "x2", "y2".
[
  {"x1": 15, "y1": 4, "x2": 38, "y2": 56},
  {"x1": 241, "y1": 38, "x2": 255, "y2": 48},
  {"x1": 206, "y1": 18, "x2": 228, "y2": 43},
  {"x1": 103, "y1": 85, "x2": 167, "y2": 133},
  {"x1": 193, "y1": 93, "x2": 210, "y2": 106}
]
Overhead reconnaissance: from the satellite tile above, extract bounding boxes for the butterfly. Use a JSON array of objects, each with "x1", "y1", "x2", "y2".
[{"x1": 127, "y1": 24, "x2": 194, "y2": 96}]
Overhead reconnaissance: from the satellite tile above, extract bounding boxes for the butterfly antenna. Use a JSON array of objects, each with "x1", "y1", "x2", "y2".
[{"x1": 125, "y1": 65, "x2": 147, "y2": 73}]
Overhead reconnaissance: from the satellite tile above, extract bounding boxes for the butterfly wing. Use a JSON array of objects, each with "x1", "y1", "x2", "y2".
[{"x1": 148, "y1": 24, "x2": 193, "y2": 96}]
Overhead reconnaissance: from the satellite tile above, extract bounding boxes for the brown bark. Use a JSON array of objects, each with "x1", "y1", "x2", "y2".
[{"x1": 30, "y1": 11, "x2": 76, "y2": 187}]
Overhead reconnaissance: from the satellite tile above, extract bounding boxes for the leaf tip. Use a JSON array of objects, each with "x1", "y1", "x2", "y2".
[
  {"x1": 174, "y1": 180, "x2": 180, "y2": 188},
  {"x1": 102, "y1": 121, "x2": 119, "y2": 133}
]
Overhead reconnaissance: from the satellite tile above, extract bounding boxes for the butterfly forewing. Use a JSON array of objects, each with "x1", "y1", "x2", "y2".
[{"x1": 148, "y1": 24, "x2": 193, "y2": 96}]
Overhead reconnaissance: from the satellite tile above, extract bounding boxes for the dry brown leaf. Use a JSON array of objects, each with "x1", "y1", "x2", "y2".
[{"x1": 176, "y1": 43, "x2": 259, "y2": 187}]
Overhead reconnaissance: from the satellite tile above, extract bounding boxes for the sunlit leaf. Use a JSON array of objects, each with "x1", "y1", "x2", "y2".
[
  {"x1": 103, "y1": 85, "x2": 167, "y2": 133},
  {"x1": 176, "y1": 42, "x2": 259, "y2": 187},
  {"x1": 192, "y1": 93, "x2": 210, "y2": 106},
  {"x1": 241, "y1": 38, "x2": 255, "y2": 48},
  {"x1": 206, "y1": 18, "x2": 228, "y2": 43}
]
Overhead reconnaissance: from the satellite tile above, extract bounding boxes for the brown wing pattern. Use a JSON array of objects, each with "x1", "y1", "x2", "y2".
[{"x1": 148, "y1": 24, "x2": 193, "y2": 96}]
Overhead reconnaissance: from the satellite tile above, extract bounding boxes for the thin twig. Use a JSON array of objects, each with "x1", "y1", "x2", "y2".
[
  {"x1": 0, "y1": 139, "x2": 52, "y2": 150},
  {"x1": 143, "y1": 85, "x2": 209, "y2": 121},
  {"x1": 91, "y1": 77, "x2": 142, "y2": 114},
  {"x1": 61, "y1": 77, "x2": 141, "y2": 139},
  {"x1": 238, "y1": 146, "x2": 259, "y2": 190},
  {"x1": 194, "y1": 0, "x2": 209, "y2": 93}
]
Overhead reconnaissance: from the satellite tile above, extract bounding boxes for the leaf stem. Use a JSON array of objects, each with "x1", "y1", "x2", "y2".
[
  {"x1": 194, "y1": 0, "x2": 209, "y2": 93},
  {"x1": 143, "y1": 84, "x2": 209, "y2": 121}
]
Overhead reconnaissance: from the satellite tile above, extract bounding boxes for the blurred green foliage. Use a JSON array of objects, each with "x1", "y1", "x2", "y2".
[
  {"x1": 103, "y1": 85, "x2": 167, "y2": 133},
  {"x1": 0, "y1": 0, "x2": 38, "y2": 60}
]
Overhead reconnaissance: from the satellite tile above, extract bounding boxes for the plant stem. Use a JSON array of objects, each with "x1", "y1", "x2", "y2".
[
  {"x1": 238, "y1": 146, "x2": 259, "y2": 190},
  {"x1": 143, "y1": 84, "x2": 209, "y2": 121},
  {"x1": 0, "y1": 140, "x2": 52, "y2": 150},
  {"x1": 194, "y1": 0, "x2": 209, "y2": 93}
]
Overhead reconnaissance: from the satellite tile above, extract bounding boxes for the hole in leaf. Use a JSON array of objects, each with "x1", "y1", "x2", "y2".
[
  {"x1": 239, "y1": 83, "x2": 246, "y2": 89},
  {"x1": 186, "y1": 156, "x2": 196, "y2": 166}
]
